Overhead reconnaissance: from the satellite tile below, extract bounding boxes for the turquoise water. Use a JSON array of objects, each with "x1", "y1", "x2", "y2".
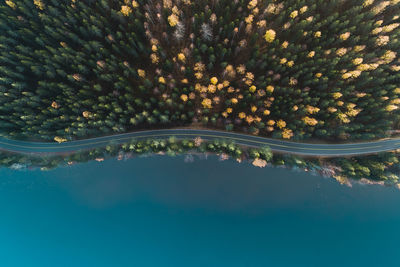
[{"x1": 1, "y1": 155, "x2": 400, "y2": 267}]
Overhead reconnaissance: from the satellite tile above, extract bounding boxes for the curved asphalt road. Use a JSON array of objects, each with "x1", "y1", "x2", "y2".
[{"x1": 0, "y1": 128, "x2": 398, "y2": 157}]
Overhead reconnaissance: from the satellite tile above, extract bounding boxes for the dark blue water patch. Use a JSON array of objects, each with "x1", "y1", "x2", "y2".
[{"x1": 0, "y1": 155, "x2": 399, "y2": 267}]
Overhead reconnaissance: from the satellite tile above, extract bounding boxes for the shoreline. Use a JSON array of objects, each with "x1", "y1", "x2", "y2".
[{"x1": 2, "y1": 136, "x2": 399, "y2": 188}]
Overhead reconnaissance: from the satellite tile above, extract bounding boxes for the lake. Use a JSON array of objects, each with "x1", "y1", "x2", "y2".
[{"x1": 0, "y1": 154, "x2": 399, "y2": 267}]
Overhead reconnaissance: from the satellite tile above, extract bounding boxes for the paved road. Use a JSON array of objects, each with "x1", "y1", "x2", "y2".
[{"x1": 0, "y1": 129, "x2": 398, "y2": 157}]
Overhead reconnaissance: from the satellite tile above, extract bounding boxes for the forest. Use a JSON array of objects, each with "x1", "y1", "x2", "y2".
[{"x1": 0, "y1": 0, "x2": 399, "y2": 142}]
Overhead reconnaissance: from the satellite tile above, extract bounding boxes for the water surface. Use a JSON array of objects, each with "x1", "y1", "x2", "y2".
[{"x1": 0, "y1": 155, "x2": 399, "y2": 267}]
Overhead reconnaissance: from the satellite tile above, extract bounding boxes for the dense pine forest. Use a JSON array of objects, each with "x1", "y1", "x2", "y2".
[{"x1": 1, "y1": 0, "x2": 400, "y2": 142}]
